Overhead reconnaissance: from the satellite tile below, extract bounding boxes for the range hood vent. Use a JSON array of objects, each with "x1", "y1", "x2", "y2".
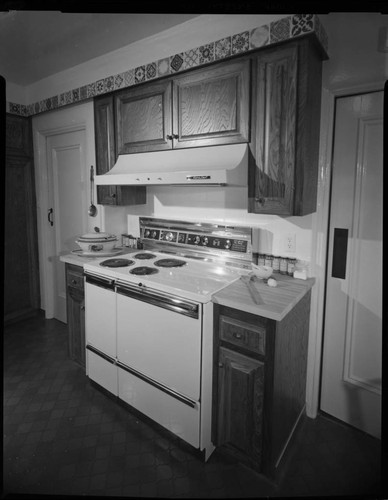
[{"x1": 95, "y1": 143, "x2": 248, "y2": 186}]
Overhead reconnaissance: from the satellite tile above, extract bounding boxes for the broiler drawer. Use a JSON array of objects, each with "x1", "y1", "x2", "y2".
[{"x1": 219, "y1": 315, "x2": 266, "y2": 355}]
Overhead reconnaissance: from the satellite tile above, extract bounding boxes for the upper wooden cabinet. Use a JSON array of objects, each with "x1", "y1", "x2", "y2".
[
  {"x1": 115, "y1": 58, "x2": 251, "y2": 155},
  {"x1": 172, "y1": 58, "x2": 250, "y2": 148},
  {"x1": 94, "y1": 94, "x2": 146, "y2": 206},
  {"x1": 115, "y1": 80, "x2": 172, "y2": 154},
  {"x1": 248, "y1": 38, "x2": 323, "y2": 216}
]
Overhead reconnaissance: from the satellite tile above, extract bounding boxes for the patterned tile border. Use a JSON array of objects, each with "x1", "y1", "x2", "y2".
[{"x1": 6, "y1": 14, "x2": 328, "y2": 116}]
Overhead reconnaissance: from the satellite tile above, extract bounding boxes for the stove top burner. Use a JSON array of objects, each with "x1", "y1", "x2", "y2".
[
  {"x1": 100, "y1": 258, "x2": 135, "y2": 268},
  {"x1": 133, "y1": 253, "x2": 157, "y2": 260},
  {"x1": 129, "y1": 266, "x2": 159, "y2": 276},
  {"x1": 154, "y1": 258, "x2": 187, "y2": 268}
]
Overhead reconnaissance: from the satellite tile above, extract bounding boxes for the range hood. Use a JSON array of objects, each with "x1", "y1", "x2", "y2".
[{"x1": 94, "y1": 143, "x2": 248, "y2": 186}]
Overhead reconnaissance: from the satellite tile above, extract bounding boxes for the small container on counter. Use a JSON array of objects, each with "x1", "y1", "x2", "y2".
[
  {"x1": 279, "y1": 256, "x2": 288, "y2": 275},
  {"x1": 272, "y1": 255, "x2": 280, "y2": 273},
  {"x1": 287, "y1": 258, "x2": 296, "y2": 276},
  {"x1": 252, "y1": 252, "x2": 259, "y2": 265},
  {"x1": 264, "y1": 254, "x2": 273, "y2": 267},
  {"x1": 257, "y1": 253, "x2": 266, "y2": 266}
]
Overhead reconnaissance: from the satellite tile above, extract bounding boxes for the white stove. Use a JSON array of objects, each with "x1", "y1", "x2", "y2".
[{"x1": 83, "y1": 218, "x2": 252, "y2": 461}]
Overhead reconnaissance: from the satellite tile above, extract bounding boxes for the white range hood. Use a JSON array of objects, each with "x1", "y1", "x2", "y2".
[{"x1": 94, "y1": 143, "x2": 248, "y2": 186}]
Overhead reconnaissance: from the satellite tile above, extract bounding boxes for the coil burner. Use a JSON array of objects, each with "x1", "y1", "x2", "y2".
[
  {"x1": 100, "y1": 258, "x2": 135, "y2": 268},
  {"x1": 133, "y1": 253, "x2": 157, "y2": 260},
  {"x1": 154, "y1": 258, "x2": 187, "y2": 268},
  {"x1": 129, "y1": 266, "x2": 159, "y2": 276}
]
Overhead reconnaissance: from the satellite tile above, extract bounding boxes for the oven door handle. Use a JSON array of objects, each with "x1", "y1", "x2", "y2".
[
  {"x1": 84, "y1": 271, "x2": 115, "y2": 290},
  {"x1": 116, "y1": 282, "x2": 199, "y2": 318}
]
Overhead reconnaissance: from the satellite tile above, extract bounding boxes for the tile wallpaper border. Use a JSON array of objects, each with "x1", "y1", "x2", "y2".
[{"x1": 6, "y1": 14, "x2": 328, "y2": 117}]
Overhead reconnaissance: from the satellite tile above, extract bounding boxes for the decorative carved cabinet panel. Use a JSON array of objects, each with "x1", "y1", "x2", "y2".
[
  {"x1": 172, "y1": 58, "x2": 250, "y2": 148},
  {"x1": 94, "y1": 94, "x2": 146, "y2": 206},
  {"x1": 249, "y1": 38, "x2": 323, "y2": 215},
  {"x1": 213, "y1": 291, "x2": 311, "y2": 479},
  {"x1": 65, "y1": 264, "x2": 86, "y2": 368},
  {"x1": 4, "y1": 114, "x2": 40, "y2": 325},
  {"x1": 115, "y1": 80, "x2": 172, "y2": 154}
]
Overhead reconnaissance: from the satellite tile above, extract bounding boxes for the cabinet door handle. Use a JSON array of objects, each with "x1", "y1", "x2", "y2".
[
  {"x1": 47, "y1": 208, "x2": 54, "y2": 226},
  {"x1": 233, "y1": 332, "x2": 242, "y2": 339},
  {"x1": 255, "y1": 197, "x2": 265, "y2": 205},
  {"x1": 172, "y1": 134, "x2": 179, "y2": 139},
  {"x1": 166, "y1": 134, "x2": 173, "y2": 141},
  {"x1": 218, "y1": 362, "x2": 224, "y2": 368},
  {"x1": 81, "y1": 305, "x2": 85, "y2": 311},
  {"x1": 71, "y1": 279, "x2": 77, "y2": 285}
]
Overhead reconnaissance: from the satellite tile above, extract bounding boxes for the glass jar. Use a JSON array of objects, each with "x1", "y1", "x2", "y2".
[
  {"x1": 257, "y1": 253, "x2": 265, "y2": 266},
  {"x1": 272, "y1": 255, "x2": 280, "y2": 272},
  {"x1": 279, "y1": 257, "x2": 288, "y2": 275},
  {"x1": 264, "y1": 254, "x2": 273, "y2": 267},
  {"x1": 287, "y1": 258, "x2": 296, "y2": 276}
]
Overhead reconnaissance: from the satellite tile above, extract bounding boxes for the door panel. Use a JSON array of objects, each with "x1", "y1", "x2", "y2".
[
  {"x1": 320, "y1": 92, "x2": 382, "y2": 438},
  {"x1": 47, "y1": 129, "x2": 88, "y2": 323}
]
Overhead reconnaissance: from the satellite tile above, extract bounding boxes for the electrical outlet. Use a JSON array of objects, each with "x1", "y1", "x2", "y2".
[{"x1": 285, "y1": 233, "x2": 296, "y2": 253}]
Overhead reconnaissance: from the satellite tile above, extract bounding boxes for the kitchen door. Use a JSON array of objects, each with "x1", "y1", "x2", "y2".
[
  {"x1": 46, "y1": 130, "x2": 88, "y2": 322},
  {"x1": 320, "y1": 91, "x2": 383, "y2": 438}
]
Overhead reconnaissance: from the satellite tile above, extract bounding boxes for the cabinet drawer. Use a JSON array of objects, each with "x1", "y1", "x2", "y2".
[
  {"x1": 219, "y1": 315, "x2": 265, "y2": 355},
  {"x1": 67, "y1": 268, "x2": 84, "y2": 290}
]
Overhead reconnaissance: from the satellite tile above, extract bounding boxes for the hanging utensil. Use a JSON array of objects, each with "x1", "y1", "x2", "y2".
[{"x1": 88, "y1": 165, "x2": 97, "y2": 217}]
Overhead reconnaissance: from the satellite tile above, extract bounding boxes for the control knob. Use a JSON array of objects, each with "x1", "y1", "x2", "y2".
[
  {"x1": 201, "y1": 237, "x2": 209, "y2": 246},
  {"x1": 194, "y1": 235, "x2": 201, "y2": 245},
  {"x1": 165, "y1": 232, "x2": 174, "y2": 242},
  {"x1": 213, "y1": 238, "x2": 220, "y2": 247},
  {"x1": 151, "y1": 231, "x2": 157, "y2": 239},
  {"x1": 224, "y1": 239, "x2": 232, "y2": 249},
  {"x1": 144, "y1": 229, "x2": 150, "y2": 237}
]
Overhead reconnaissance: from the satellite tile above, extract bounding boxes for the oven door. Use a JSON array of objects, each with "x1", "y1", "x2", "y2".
[{"x1": 116, "y1": 282, "x2": 202, "y2": 401}]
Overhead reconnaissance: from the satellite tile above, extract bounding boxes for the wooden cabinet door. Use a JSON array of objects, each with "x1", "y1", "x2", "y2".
[
  {"x1": 66, "y1": 264, "x2": 85, "y2": 368},
  {"x1": 249, "y1": 39, "x2": 322, "y2": 216},
  {"x1": 94, "y1": 95, "x2": 146, "y2": 206},
  {"x1": 249, "y1": 45, "x2": 298, "y2": 215},
  {"x1": 216, "y1": 346, "x2": 264, "y2": 468},
  {"x1": 172, "y1": 58, "x2": 250, "y2": 148},
  {"x1": 94, "y1": 94, "x2": 119, "y2": 205},
  {"x1": 115, "y1": 80, "x2": 172, "y2": 154}
]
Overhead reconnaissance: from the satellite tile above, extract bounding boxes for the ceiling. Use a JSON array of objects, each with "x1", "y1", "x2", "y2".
[{"x1": 0, "y1": 11, "x2": 200, "y2": 86}]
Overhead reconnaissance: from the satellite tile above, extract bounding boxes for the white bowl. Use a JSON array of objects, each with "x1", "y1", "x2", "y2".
[
  {"x1": 251, "y1": 263, "x2": 273, "y2": 280},
  {"x1": 75, "y1": 239, "x2": 118, "y2": 253}
]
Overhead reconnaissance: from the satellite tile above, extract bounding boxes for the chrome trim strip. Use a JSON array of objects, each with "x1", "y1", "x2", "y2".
[
  {"x1": 84, "y1": 271, "x2": 115, "y2": 290},
  {"x1": 116, "y1": 281, "x2": 199, "y2": 319},
  {"x1": 86, "y1": 344, "x2": 115, "y2": 364},
  {"x1": 116, "y1": 361, "x2": 197, "y2": 409}
]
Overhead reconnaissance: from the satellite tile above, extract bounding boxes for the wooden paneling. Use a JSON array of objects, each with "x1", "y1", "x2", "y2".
[
  {"x1": 65, "y1": 264, "x2": 85, "y2": 368},
  {"x1": 94, "y1": 94, "x2": 146, "y2": 206},
  {"x1": 115, "y1": 80, "x2": 172, "y2": 154},
  {"x1": 173, "y1": 58, "x2": 250, "y2": 148},
  {"x1": 216, "y1": 346, "x2": 264, "y2": 468},
  {"x1": 248, "y1": 38, "x2": 323, "y2": 216},
  {"x1": 4, "y1": 114, "x2": 40, "y2": 325},
  {"x1": 219, "y1": 314, "x2": 266, "y2": 355}
]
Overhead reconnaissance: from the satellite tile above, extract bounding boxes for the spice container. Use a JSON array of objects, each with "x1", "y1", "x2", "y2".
[
  {"x1": 252, "y1": 252, "x2": 259, "y2": 265},
  {"x1": 272, "y1": 255, "x2": 280, "y2": 273},
  {"x1": 287, "y1": 258, "x2": 296, "y2": 276},
  {"x1": 264, "y1": 254, "x2": 273, "y2": 267},
  {"x1": 257, "y1": 253, "x2": 265, "y2": 266},
  {"x1": 279, "y1": 256, "x2": 288, "y2": 275}
]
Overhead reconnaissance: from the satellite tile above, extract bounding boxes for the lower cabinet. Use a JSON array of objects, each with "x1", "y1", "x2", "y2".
[
  {"x1": 65, "y1": 264, "x2": 85, "y2": 368},
  {"x1": 213, "y1": 291, "x2": 311, "y2": 478}
]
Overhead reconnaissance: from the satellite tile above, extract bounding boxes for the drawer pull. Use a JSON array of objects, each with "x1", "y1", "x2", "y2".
[
  {"x1": 218, "y1": 362, "x2": 224, "y2": 368},
  {"x1": 233, "y1": 332, "x2": 243, "y2": 339},
  {"x1": 71, "y1": 279, "x2": 78, "y2": 285}
]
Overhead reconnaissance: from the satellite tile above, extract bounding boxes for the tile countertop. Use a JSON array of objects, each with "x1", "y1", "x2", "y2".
[{"x1": 212, "y1": 273, "x2": 315, "y2": 322}]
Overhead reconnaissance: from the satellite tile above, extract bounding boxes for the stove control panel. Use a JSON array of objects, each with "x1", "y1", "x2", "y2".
[{"x1": 142, "y1": 227, "x2": 248, "y2": 253}]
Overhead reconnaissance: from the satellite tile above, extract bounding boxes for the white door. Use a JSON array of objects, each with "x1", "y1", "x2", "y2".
[
  {"x1": 320, "y1": 91, "x2": 383, "y2": 438},
  {"x1": 47, "y1": 129, "x2": 88, "y2": 322}
]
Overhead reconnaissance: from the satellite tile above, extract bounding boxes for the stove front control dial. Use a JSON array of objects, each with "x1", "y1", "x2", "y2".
[
  {"x1": 201, "y1": 237, "x2": 209, "y2": 246},
  {"x1": 224, "y1": 239, "x2": 231, "y2": 249},
  {"x1": 194, "y1": 235, "x2": 201, "y2": 245}
]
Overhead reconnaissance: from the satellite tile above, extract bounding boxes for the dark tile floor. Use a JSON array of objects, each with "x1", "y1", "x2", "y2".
[{"x1": 3, "y1": 314, "x2": 385, "y2": 498}]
